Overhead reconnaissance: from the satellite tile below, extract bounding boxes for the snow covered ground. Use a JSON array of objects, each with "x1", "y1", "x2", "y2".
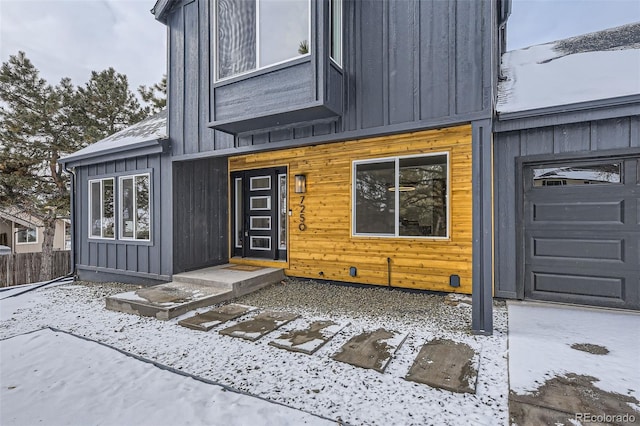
[
  {"x1": 1, "y1": 328, "x2": 331, "y2": 426},
  {"x1": 508, "y1": 301, "x2": 640, "y2": 404},
  {"x1": 0, "y1": 281, "x2": 509, "y2": 425}
]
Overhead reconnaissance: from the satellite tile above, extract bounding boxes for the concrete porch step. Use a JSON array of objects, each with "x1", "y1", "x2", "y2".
[{"x1": 105, "y1": 264, "x2": 285, "y2": 320}]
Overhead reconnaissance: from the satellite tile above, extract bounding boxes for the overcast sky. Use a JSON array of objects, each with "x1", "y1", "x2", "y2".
[{"x1": 0, "y1": 0, "x2": 639, "y2": 92}]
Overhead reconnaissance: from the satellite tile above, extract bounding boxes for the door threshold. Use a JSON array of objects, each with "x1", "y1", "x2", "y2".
[{"x1": 230, "y1": 257, "x2": 289, "y2": 269}]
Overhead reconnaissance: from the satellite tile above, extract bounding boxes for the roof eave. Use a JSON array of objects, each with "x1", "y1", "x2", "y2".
[
  {"x1": 152, "y1": 0, "x2": 176, "y2": 24},
  {"x1": 59, "y1": 137, "x2": 170, "y2": 168},
  {"x1": 495, "y1": 94, "x2": 640, "y2": 132}
]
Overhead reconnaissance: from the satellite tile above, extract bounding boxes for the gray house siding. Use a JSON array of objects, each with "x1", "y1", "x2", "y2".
[
  {"x1": 172, "y1": 157, "x2": 228, "y2": 273},
  {"x1": 166, "y1": 0, "x2": 496, "y2": 158},
  {"x1": 74, "y1": 153, "x2": 172, "y2": 284},
  {"x1": 494, "y1": 114, "x2": 640, "y2": 299}
]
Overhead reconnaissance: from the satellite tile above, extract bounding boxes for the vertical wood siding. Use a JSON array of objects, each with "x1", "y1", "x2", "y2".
[
  {"x1": 173, "y1": 157, "x2": 228, "y2": 273},
  {"x1": 167, "y1": 0, "x2": 492, "y2": 153},
  {"x1": 229, "y1": 125, "x2": 473, "y2": 293},
  {"x1": 493, "y1": 115, "x2": 640, "y2": 298}
]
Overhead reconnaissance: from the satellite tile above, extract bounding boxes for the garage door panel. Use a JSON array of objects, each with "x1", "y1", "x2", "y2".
[
  {"x1": 531, "y1": 237, "x2": 624, "y2": 261},
  {"x1": 531, "y1": 271, "x2": 624, "y2": 300},
  {"x1": 531, "y1": 200, "x2": 624, "y2": 224},
  {"x1": 522, "y1": 156, "x2": 639, "y2": 310}
]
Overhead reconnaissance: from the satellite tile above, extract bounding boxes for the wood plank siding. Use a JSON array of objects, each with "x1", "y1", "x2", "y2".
[{"x1": 229, "y1": 125, "x2": 473, "y2": 293}]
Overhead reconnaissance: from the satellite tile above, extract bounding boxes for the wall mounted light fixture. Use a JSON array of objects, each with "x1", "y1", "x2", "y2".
[{"x1": 294, "y1": 174, "x2": 306, "y2": 193}]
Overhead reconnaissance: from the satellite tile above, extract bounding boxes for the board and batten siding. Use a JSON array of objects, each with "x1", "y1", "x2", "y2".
[
  {"x1": 173, "y1": 157, "x2": 229, "y2": 273},
  {"x1": 229, "y1": 125, "x2": 473, "y2": 293},
  {"x1": 167, "y1": 0, "x2": 493, "y2": 156},
  {"x1": 75, "y1": 153, "x2": 172, "y2": 283},
  {"x1": 494, "y1": 115, "x2": 640, "y2": 298}
]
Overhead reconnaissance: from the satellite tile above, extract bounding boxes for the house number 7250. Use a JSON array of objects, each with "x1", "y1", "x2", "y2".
[{"x1": 298, "y1": 196, "x2": 306, "y2": 231}]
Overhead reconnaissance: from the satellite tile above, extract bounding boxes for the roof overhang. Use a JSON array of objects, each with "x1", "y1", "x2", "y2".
[
  {"x1": 495, "y1": 94, "x2": 640, "y2": 132},
  {"x1": 151, "y1": 0, "x2": 177, "y2": 24},
  {"x1": 59, "y1": 137, "x2": 170, "y2": 169}
]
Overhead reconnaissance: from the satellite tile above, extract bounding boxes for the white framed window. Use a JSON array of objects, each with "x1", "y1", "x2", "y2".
[
  {"x1": 250, "y1": 236, "x2": 271, "y2": 251},
  {"x1": 278, "y1": 173, "x2": 287, "y2": 250},
  {"x1": 250, "y1": 196, "x2": 271, "y2": 210},
  {"x1": 119, "y1": 174, "x2": 151, "y2": 241},
  {"x1": 250, "y1": 216, "x2": 271, "y2": 230},
  {"x1": 250, "y1": 175, "x2": 271, "y2": 190},
  {"x1": 353, "y1": 153, "x2": 449, "y2": 238},
  {"x1": 16, "y1": 226, "x2": 37, "y2": 244},
  {"x1": 234, "y1": 178, "x2": 243, "y2": 248},
  {"x1": 215, "y1": 0, "x2": 311, "y2": 81},
  {"x1": 89, "y1": 178, "x2": 115, "y2": 239},
  {"x1": 329, "y1": 0, "x2": 342, "y2": 67}
]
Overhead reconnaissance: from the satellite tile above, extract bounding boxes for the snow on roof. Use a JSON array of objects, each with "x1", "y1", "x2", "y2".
[
  {"x1": 497, "y1": 22, "x2": 640, "y2": 114},
  {"x1": 60, "y1": 109, "x2": 167, "y2": 164}
]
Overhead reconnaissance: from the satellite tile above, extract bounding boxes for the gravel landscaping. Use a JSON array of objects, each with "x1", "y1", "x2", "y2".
[{"x1": 1, "y1": 278, "x2": 510, "y2": 425}]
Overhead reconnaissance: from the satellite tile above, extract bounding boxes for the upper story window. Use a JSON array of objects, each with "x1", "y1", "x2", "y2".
[
  {"x1": 216, "y1": 0, "x2": 311, "y2": 81},
  {"x1": 329, "y1": 0, "x2": 342, "y2": 66},
  {"x1": 16, "y1": 226, "x2": 37, "y2": 244}
]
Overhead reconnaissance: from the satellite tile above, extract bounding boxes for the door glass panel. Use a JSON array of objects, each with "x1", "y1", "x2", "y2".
[
  {"x1": 235, "y1": 178, "x2": 243, "y2": 248},
  {"x1": 250, "y1": 196, "x2": 271, "y2": 210},
  {"x1": 250, "y1": 216, "x2": 271, "y2": 230},
  {"x1": 533, "y1": 163, "x2": 622, "y2": 187},
  {"x1": 278, "y1": 174, "x2": 287, "y2": 250},
  {"x1": 250, "y1": 176, "x2": 271, "y2": 190},
  {"x1": 250, "y1": 236, "x2": 271, "y2": 250}
]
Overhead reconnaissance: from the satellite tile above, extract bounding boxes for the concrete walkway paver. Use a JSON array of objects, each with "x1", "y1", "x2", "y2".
[
  {"x1": 178, "y1": 303, "x2": 256, "y2": 331},
  {"x1": 405, "y1": 338, "x2": 479, "y2": 394},
  {"x1": 269, "y1": 320, "x2": 349, "y2": 354},
  {"x1": 219, "y1": 310, "x2": 299, "y2": 341},
  {"x1": 332, "y1": 328, "x2": 407, "y2": 373}
]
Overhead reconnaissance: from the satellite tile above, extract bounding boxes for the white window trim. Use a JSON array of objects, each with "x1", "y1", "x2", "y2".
[
  {"x1": 250, "y1": 175, "x2": 271, "y2": 191},
  {"x1": 250, "y1": 216, "x2": 272, "y2": 231},
  {"x1": 352, "y1": 152, "x2": 450, "y2": 239},
  {"x1": 88, "y1": 177, "x2": 115, "y2": 240},
  {"x1": 214, "y1": 0, "x2": 312, "y2": 82},
  {"x1": 329, "y1": 0, "x2": 343, "y2": 67},
  {"x1": 278, "y1": 173, "x2": 287, "y2": 250},
  {"x1": 15, "y1": 226, "x2": 38, "y2": 245},
  {"x1": 118, "y1": 173, "x2": 152, "y2": 242},
  {"x1": 250, "y1": 236, "x2": 271, "y2": 251},
  {"x1": 234, "y1": 177, "x2": 243, "y2": 248},
  {"x1": 250, "y1": 196, "x2": 271, "y2": 210}
]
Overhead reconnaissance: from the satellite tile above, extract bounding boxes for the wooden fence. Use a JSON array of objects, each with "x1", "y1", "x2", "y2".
[{"x1": 0, "y1": 251, "x2": 71, "y2": 287}]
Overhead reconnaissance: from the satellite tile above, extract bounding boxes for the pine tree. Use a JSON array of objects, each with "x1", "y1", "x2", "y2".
[
  {"x1": 77, "y1": 68, "x2": 148, "y2": 143},
  {"x1": 0, "y1": 52, "x2": 83, "y2": 280},
  {"x1": 0, "y1": 53, "x2": 149, "y2": 282},
  {"x1": 138, "y1": 74, "x2": 167, "y2": 115}
]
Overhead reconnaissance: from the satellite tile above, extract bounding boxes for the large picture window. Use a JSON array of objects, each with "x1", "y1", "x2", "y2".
[
  {"x1": 120, "y1": 174, "x2": 151, "y2": 241},
  {"x1": 16, "y1": 226, "x2": 37, "y2": 244},
  {"x1": 89, "y1": 178, "x2": 115, "y2": 239},
  {"x1": 353, "y1": 153, "x2": 449, "y2": 238},
  {"x1": 216, "y1": 0, "x2": 310, "y2": 80}
]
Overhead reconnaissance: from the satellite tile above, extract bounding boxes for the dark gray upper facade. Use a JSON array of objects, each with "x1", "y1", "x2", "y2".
[{"x1": 159, "y1": 0, "x2": 508, "y2": 158}]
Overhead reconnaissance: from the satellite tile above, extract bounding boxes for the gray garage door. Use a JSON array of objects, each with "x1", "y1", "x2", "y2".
[{"x1": 523, "y1": 157, "x2": 639, "y2": 310}]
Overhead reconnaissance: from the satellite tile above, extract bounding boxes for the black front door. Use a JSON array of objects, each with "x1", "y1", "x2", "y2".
[{"x1": 231, "y1": 167, "x2": 287, "y2": 260}]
